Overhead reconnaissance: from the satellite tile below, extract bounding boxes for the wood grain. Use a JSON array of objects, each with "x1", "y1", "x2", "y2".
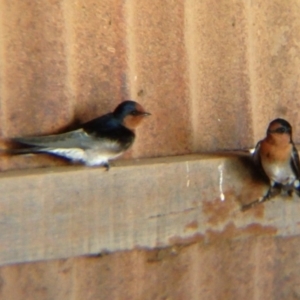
[{"x1": 0, "y1": 154, "x2": 298, "y2": 266}]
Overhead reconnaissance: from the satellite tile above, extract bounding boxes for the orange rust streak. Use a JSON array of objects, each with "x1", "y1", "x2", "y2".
[
  {"x1": 184, "y1": 220, "x2": 199, "y2": 231},
  {"x1": 169, "y1": 222, "x2": 277, "y2": 246}
]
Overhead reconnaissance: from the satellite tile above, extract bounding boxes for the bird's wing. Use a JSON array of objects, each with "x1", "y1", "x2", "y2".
[
  {"x1": 251, "y1": 140, "x2": 271, "y2": 182},
  {"x1": 12, "y1": 129, "x2": 121, "y2": 152},
  {"x1": 13, "y1": 129, "x2": 88, "y2": 148},
  {"x1": 12, "y1": 113, "x2": 114, "y2": 149},
  {"x1": 252, "y1": 140, "x2": 261, "y2": 166},
  {"x1": 13, "y1": 111, "x2": 135, "y2": 155},
  {"x1": 291, "y1": 143, "x2": 300, "y2": 178}
]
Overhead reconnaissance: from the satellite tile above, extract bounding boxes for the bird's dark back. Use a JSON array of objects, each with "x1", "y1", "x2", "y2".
[{"x1": 82, "y1": 113, "x2": 135, "y2": 146}]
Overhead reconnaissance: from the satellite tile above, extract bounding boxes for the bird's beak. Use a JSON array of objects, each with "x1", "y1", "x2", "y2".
[{"x1": 142, "y1": 112, "x2": 151, "y2": 116}]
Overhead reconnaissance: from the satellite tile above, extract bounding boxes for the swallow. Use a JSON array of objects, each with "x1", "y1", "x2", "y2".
[
  {"x1": 9, "y1": 100, "x2": 151, "y2": 170},
  {"x1": 242, "y1": 118, "x2": 300, "y2": 210}
]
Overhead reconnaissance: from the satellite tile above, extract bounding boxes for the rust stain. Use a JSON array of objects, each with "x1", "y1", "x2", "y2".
[
  {"x1": 205, "y1": 222, "x2": 277, "y2": 243},
  {"x1": 169, "y1": 222, "x2": 277, "y2": 246},
  {"x1": 146, "y1": 245, "x2": 185, "y2": 263},
  {"x1": 230, "y1": 157, "x2": 269, "y2": 216},
  {"x1": 242, "y1": 200, "x2": 265, "y2": 218},
  {"x1": 169, "y1": 233, "x2": 205, "y2": 246},
  {"x1": 232, "y1": 185, "x2": 266, "y2": 218},
  {"x1": 202, "y1": 193, "x2": 237, "y2": 226},
  {"x1": 226, "y1": 182, "x2": 266, "y2": 219},
  {"x1": 184, "y1": 220, "x2": 198, "y2": 232}
]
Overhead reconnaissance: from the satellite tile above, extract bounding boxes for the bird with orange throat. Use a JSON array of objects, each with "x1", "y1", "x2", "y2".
[{"x1": 242, "y1": 118, "x2": 300, "y2": 210}]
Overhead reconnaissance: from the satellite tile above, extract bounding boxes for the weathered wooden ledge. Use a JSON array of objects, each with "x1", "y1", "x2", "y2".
[{"x1": 0, "y1": 153, "x2": 299, "y2": 266}]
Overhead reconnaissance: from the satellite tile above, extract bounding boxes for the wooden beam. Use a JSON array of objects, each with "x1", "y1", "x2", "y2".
[{"x1": 0, "y1": 154, "x2": 299, "y2": 266}]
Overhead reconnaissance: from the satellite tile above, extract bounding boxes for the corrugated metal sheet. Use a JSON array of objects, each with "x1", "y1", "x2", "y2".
[
  {"x1": 1, "y1": 0, "x2": 300, "y2": 299},
  {"x1": 1, "y1": 0, "x2": 300, "y2": 171}
]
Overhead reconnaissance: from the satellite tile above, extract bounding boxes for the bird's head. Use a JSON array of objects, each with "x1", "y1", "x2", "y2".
[
  {"x1": 266, "y1": 118, "x2": 292, "y2": 143},
  {"x1": 113, "y1": 100, "x2": 151, "y2": 130}
]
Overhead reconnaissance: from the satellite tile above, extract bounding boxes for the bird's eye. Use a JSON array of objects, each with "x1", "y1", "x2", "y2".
[
  {"x1": 130, "y1": 110, "x2": 139, "y2": 116},
  {"x1": 276, "y1": 127, "x2": 286, "y2": 133}
]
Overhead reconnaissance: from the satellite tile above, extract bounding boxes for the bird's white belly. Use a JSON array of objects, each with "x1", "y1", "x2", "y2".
[
  {"x1": 262, "y1": 161, "x2": 295, "y2": 185},
  {"x1": 84, "y1": 150, "x2": 123, "y2": 166},
  {"x1": 46, "y1": 148, "x2": 122, "y2": 166}
]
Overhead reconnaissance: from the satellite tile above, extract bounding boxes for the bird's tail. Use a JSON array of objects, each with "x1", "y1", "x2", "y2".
[
  {"x1": 3, "y1": 147, "x2": 39, "y2": 155},
  {"x1": 0, "y1": 138, "x2": 39, "y2": 155}
]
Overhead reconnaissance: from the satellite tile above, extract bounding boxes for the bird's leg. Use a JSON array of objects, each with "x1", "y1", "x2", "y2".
[
  {"x1": 241, "y1": 182, "x2": 281, "y2": 211},
  {"x1": 294, "y1": 179, "x2": 300, "y2": 197},
  {"x1": 267, "y1": 182, "x2": 281, "y2": 198},
  {"x1": 103, "y1": 162, "x2": 110, "y2": 171}
]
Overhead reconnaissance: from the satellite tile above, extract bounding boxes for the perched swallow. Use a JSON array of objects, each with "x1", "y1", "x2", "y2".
[
  {"x1": 9, "y1": 100, "x2": 151, "y2": 170},
  {"x1": 242, "y1": 118, "x2": 300, "y2": 210}
]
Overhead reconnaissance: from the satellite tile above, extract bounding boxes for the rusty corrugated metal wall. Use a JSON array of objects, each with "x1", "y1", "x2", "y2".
[
  {"x1": 2, "y1": 0, "x2": 300, "y2": 172},
  {"x1": 1, "y1": 0, "x2": 300, "y2": 299}
]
